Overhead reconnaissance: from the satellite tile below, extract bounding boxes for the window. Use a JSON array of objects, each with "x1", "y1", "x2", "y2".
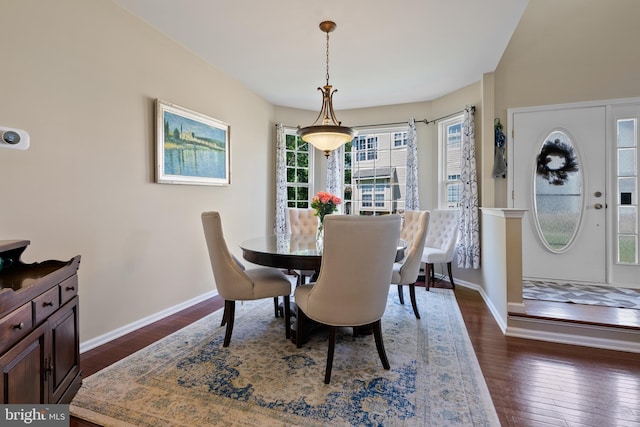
[
  {"x1": 285, "y1": 130, "x2": 313, "y2": 208},
  {"x1": 342, "y1": 127, "x2": 409, "y2": 215},
  {"x1": 616, "y1": 118, "x2": 638, "y2": 264},
  {"x1": 394, "y1": 132, "x2": 408, "y2": 147},
  {"x1": 439, "y1": 116, "x2": 463, "y2": 208}
]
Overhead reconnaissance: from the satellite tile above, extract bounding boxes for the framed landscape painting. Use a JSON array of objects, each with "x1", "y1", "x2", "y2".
[{"x1": 156, "y1": 99, "x2": 230, "y2": 186}]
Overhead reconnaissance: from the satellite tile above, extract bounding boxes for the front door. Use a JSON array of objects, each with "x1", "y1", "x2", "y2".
[{"x1": 510, "y1": 106, "x2": 606, "y2": 283}]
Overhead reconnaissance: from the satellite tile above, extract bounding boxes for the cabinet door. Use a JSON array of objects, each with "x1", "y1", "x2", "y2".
[
  {"x1": 0, "y1": 323, "x2": 50, "y2": 404},
  {"x1": 49, "y1": 296, "x2": 81, "y2": 404}
]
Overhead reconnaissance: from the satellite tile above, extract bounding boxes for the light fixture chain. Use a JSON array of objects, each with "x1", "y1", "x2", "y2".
[{"x1": 325, "y1": 31, "x2": 330, "y2": 86}]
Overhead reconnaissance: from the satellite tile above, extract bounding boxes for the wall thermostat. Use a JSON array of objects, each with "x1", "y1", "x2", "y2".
[{"x1": 0, "y1": 126, "x2": 30, "y2": 150}]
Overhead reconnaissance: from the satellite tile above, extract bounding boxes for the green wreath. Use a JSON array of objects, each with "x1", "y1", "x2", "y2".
[{"x1": 536, "y1": 139, "x2": 579, "y2": 185}]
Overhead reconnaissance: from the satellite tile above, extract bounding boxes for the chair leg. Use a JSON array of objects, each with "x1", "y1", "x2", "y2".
[
  {"x1": 397, "y1": 284, "x2": 405, "y2": 304},
  {"x1": 222, "y1": 300, "x2": 235, "y2": 347},
  {"x1": 283, "y1": 295, "x2": 291, "y2": 339},
  {"x1": 273, "y1": 297, "x2": 280, "y2": 318},
  {"x1": 447, "y1": 262, "x2": 455, "y2": 288},
  {"x1": 425, "y1": 263, "x2": 433, "y2": 291},
  {"x1": 409, "y1": 284, "x2": 420, "y2": 319},
  {"x1": 296, "y1": 308, "x2": 308, "y2": 348},
  {"x1": 372, "y1": 320, "x2": 390, "y2": 370},
  {"x1": 324, "y1": 326, "x2": 337, "y2": 384}
]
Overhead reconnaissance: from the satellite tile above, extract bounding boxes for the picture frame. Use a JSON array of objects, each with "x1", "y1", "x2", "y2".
[{"x1": 156, "y1": 99, "x2": 230, "y2": 186}]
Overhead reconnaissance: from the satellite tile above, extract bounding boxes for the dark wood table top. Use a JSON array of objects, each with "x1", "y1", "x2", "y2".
[
  {"x1": 240, "y1": 234, "x2": 322, "y2": 271},
  {"x1": 239, "y1": 234, "x2": 406, "y2": 272}
]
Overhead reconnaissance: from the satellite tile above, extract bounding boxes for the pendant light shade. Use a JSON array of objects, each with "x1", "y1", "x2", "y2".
[{"x1": 297, "y1": 21, "x2": 354, "y2": 158}]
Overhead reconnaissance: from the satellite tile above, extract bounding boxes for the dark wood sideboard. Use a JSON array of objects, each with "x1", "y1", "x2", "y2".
[{"x1": 0, "y1": 240, "x2": 82, "y2": 404}]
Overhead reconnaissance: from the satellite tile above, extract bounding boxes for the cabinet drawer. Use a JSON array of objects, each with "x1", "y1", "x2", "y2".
[
  {"x1": 59, "y1": 275, "x2": 78, "y2": 305},
  {"x1": 0, "y1": 303, "x2": 33, "y2": 354},
  {"x1": 33, "y1": 286, "x2": 60, "y2": 324}
]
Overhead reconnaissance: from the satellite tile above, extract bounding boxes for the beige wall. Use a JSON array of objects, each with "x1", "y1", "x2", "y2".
[
  {"x1": 495, "y1": 0, "x2": 640, "y2": 125},
  {"x1": 0, "y1": 0, "x2": 275, "y2": 344}
]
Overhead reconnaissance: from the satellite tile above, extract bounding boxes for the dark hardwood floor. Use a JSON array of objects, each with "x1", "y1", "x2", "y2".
[{"x1": 72, "y1": 284, "x2": 640, "y2": 427}]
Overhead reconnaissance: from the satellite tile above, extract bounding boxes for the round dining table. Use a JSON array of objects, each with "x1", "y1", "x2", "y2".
[
  {"x1": 239, "y1": 233, "x2": 406, "y2": 273},
  {"x1": 239, "y1": 233, "x2": 322, "y2": 273},
  {"x1": 239, "y1": 233, "x2": 406, "y2": 344}
]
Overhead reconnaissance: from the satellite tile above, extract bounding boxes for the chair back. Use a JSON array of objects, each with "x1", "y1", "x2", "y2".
[
  {"x1": 286, "y1": 208, "x2": 318, "y2": 234},
  {"x1": 302, "y1": 214, "x2": 401, "y2": 326},
  {"x1": 395, "y1": 210, "x2": 430, "y2": 284},
  {"x1": 201, "y1": 211, "x2": 253, "y2": 300},
  {"x1": 424, "y1": 209, "x2": 460, "y2": 262}
]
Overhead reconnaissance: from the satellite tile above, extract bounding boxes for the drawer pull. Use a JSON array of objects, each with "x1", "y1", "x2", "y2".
[
  {"x1": 13, "y1": 322, "x2": 25, "y2": 330},
  {"x1": 66, "y1": 286, "x2": 76, "y2": 291},
  {"x1": 43, "y1": 301, "x2": 54, "y2": 307}
]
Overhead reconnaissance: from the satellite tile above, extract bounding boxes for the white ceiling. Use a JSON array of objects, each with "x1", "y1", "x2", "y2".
[{"x1": 112, "y1": 0, "x2": 528, "y2": 111}]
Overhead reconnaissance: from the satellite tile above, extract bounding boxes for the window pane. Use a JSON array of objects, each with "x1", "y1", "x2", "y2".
[
  {"x1": 286, "y1": 151, "x2": 295, "y2": 166},
  {"x1": 286, "y1": 134, "x2": 296, "y2": 150},
  {"x1": 618, "y1": 206, "x2": 637, "y2": 234},
  {"x1": 287, "y1": 187, "x2": 296, "y2": 200},
  {"x1": 345, "y1": 127, "x2": 408, "y2": 215},
  {"x1": 286, "y1": 167, "x2": 295, "y2": 182},
  {"x1": 296, "y1": 168, "x2": 308, "y2": 183},
  {"x1": 439, "y1": 117, "x2": 464, "y2": 208},
  {"x1": 618, "y1": 177, "x2": 636, "y2": 205},
  {"x1": 617, "y1": 119, "x2": 636, "y2": 148},
  {"x1": 296, "y1": 186, "x2": 308, "y2": 201},
  {"x1": 533, "y1": 131, "x2": 582, "y2": 252},
  {"x1": 297, "y1": 152, "x2": 308, "y2": 167},
  {"x1": 618, "y1": 235, "x2": 637, "y2": 264},
  {"x1": 618, "y1": 148, "x2": 637, "y2": 177}
]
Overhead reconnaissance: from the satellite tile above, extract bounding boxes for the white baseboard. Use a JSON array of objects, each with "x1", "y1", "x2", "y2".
[
  {"x1": 453, "y1": 279, "x2": 508, "y2": 333},
  {"x1": 506, "y1": 320, "x2": 640, "y2": 354},
  {"x1": 80, "y1": 290, "x2": 219, "y2": 353}
]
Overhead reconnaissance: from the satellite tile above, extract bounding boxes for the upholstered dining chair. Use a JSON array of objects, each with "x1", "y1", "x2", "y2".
[
  {"x1": 285, "y1": 207, "x2": 319, "y2": 286},
  {"x1": 201, "y1": 211, "x2": 292, "y2": 347},
  {"x1": 392, "y1": 210, "x2": 430, "y2": 319},
  {"x1": 294, "y1": 214, "x2": 402, "y2": 384},
  {"x1": 286, "y1": 207, "x2": 318, "y2": 235},
  {"x1": 421, "y1": 209, "x2": 461, "y2": 290}
]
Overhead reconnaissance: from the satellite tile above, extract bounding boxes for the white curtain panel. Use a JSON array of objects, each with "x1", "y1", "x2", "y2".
[
  {"x1": 274, "y1": 123, "x2": 287, "y2": 234},
  {"x1": 456, "y1": 106, "x2": 481, "y2": 269},
  {"x1": 326, "y1": 145, "x2": 344, "y2": 212},
  {"x1": 405, "y1": 118, "x2": 419, "y2": 211}
]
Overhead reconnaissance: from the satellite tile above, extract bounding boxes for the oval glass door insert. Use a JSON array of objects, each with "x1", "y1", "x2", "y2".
[{"x1": 533, "y1": 130, "x2": 583, "y2": 252}]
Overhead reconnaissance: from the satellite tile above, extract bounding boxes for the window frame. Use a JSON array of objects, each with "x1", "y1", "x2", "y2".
[
  {"x1": 438, "y1": 115, "x2": 464, "y2": 209},
  {"x1": 284, "y1": 128, "x2": 314, "y2": 208},
  {"x1": 342, "y1": 125, "x2": 409, "y2": 216}
]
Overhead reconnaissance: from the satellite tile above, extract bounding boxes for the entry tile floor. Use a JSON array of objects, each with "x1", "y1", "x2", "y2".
[{"x1": 523, "y1": 279, "x2": 640, "y2": 310}]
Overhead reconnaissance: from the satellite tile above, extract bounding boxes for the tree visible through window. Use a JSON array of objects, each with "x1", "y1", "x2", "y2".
[
  {"x1": 342, "y1": 126, "x2": 409, "y2": 215},
  {"x1": 285, "y1": 130, "x2": 312, "y2": 208}
]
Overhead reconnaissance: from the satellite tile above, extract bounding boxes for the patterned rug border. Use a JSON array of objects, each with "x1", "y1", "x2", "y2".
[{"x1": 71, "y1": 289, "x2": 499, "y2": 426}]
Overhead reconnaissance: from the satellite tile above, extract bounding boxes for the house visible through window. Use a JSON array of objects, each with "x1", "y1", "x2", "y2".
[
  {"x1": 285, "y1": 129, "x2": 313, "y2": 208},
  {"x1": 439, "y1": 116, "x2": 463, "y2": 208},
  {"x1": 342, "y1": 126, "x2": 409, "y2": 215}
]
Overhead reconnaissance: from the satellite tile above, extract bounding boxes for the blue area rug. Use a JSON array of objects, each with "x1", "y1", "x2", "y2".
[{"x1": 70, "y1": 288, "x2": 499, "y2": 426}]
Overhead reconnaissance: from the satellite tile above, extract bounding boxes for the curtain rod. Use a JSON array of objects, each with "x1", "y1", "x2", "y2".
[
  {"x1": 276, "y1": 106, "x2": 475, "y2": 129},
  {"x1": 352, "y1": 106, "x2": 474, "y2": 128}
]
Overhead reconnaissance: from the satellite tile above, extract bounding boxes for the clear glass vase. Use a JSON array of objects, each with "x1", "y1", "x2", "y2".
[{"x1": 316, "y1": 220, "x2": 324, "y2": 243}]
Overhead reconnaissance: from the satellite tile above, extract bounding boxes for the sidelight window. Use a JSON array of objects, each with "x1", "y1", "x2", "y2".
[{"x1": 616, "y1": 118, "x2": 638, "y2": 264}]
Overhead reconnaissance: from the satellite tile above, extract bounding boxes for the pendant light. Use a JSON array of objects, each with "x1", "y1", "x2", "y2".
[{"x1": 297, "y1": 21, "x2": 354, "y2": 158}]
